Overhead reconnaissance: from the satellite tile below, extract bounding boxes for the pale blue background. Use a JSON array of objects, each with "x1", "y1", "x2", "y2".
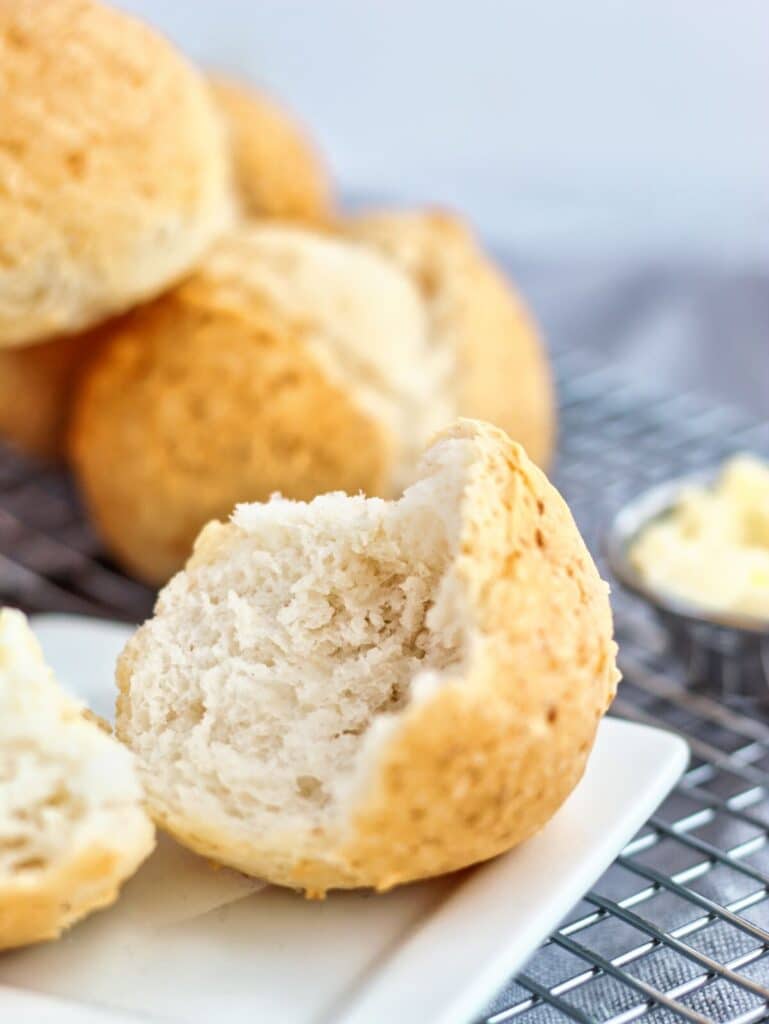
[{"x1": 117, "y1": 1, "x2": 769, "y2": 415}]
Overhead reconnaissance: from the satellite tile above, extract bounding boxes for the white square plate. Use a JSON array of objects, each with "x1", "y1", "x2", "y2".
[{"x1": 0, "y1": 615, "x2": 688, "y2": 1024}]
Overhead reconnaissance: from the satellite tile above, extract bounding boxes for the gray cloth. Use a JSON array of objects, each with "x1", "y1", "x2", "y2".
[{"x1": 502, "y1": 253, "x2": 769, "y2": 419}]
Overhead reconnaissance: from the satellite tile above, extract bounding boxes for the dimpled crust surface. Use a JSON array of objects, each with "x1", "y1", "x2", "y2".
[
  {"x1": 69, "y1": 236, "x2": 394, "y2": 585},
  {"x1": 116, "y1": 421, "x2": 618, "y2": 894},
  {"x1": 0, "y1": 609, "x2": 155, "y2": 949},
  {"x1": 0, "y1": 332, "x2": 103, "y2": 461},
  {"x1": 0, "y1": 0, "x2": 233, "y2": 348},
  {"x1": 210, "y1": 77, "x2": 333, "y2": 224},
  {"x1": 331, "y1": 422, "x2": 616, "y2": 891},
  {"x1": 348, "y1": 210, "x2": 556, "y2": 468}
]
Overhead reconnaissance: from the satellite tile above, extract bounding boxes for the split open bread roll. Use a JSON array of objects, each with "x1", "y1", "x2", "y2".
[
  {"x1": 70, "y1": 224, "x2": 452, "y2": 584},
  {"x1": 210, "y1": 76, "x2": 333, "y2": 224},
  {"x1": 0, "y1": 0, "x2": 233, "y2": 349},
  {"x1": 116, "y1": 420, "x2": 618, "y2": 896},
  {"x1": 0, "y1": 609, "x2": 154, "y2": 949},
  {"x1": 347, "y1": 209, "x2": 556, "y2": 469}
]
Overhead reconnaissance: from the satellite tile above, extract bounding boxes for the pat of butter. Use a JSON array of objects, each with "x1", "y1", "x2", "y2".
[{"x1": 630, "y1": 454, "x2": 769, "y2": 619}]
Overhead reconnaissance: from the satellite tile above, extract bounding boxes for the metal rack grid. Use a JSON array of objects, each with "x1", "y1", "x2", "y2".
[
  {"x1": 481, "y1": 352, "x2": 769, "y2": 1024},
  {"x1": 2, "y1": 349, "x2": 769, "y2": 1023}
]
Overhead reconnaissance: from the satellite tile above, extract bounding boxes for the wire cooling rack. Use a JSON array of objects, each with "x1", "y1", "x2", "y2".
[
  {"x1": 481, "y1": 352, "x2": 769, "y2": 1024},
  {"x1": 2, "y1": 349, "x2": 769, "y2": 1023}
]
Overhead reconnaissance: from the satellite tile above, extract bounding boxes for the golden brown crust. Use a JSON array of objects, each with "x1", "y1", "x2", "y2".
[
  {"x1": 347, "y1": 210, "x2": 556, "y2": 468},
  {"x1": 117, "y1": 420, "x2": 617, "y2": 894},
  {"x1": 0, "y1": 815, "x2": 154, "y2": 950},
  {"x1": 277, "y1": 425, "x2": 614, "y2": 893},
  {"x1": 210, "y1": 76, "x2": 333, "y2": 224},
  {"x1": 69, "y1": 241, "x2": 393, "y2": 585},
  {"x1": 0, "y1": 331, "x2": 104, "y2": 462},
  {"x1": 0, "y1": 0, "x2": 233, "y2": 348},
  {"x1": 335, "y1": 423, "x2": 616, "y2": 891}
]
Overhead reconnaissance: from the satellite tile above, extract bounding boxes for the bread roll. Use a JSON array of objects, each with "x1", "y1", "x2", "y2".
[
  {"x1": 0, "y1": 0, "x2": 233, "y2": 349},
  {"x1": 116, "y1": 420, "x2": 618, "y2": 896},
  {"x1": 70, "y1": 225, "x2": 450, "y2": 584},
  {"x1": 210, "y1": 76, "x2": 333, "y2": 224},
  {"x1": 347, "y1": 209, "x2": 556, "y2": 468},
  {"x1": 0, "y1": 608, "x2": 154, "y2": 949},
  {"x1": 0, "y1": 333, "x2": 103, "y2": 462}
]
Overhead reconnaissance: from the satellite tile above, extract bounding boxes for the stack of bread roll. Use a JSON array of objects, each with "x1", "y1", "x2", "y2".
[
  {"x1": 0, "y1": 0, "x2": 554, "y2": 586},
  {"x1": 1, "y1": 0, "x2": 618, "y2": 945}
]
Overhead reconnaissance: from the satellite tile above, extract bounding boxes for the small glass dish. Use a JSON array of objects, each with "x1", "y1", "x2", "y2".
[{"x1": 606, "y1": 472, "x2": 769, "y2": 696}]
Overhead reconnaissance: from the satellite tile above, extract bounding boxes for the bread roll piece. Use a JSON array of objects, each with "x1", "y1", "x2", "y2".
[
  {"x1": 116, "y1": 420, "x2": 618, "y2": 896},
  {"x1": 347, "y1": 209, "x2": 556, "y2": 468},
  {"x1": 0, "y1": 0, "x2": 233, "y2": 349},
  {"x1": 210, "y1": 76, "x2": 333, "y2": 224},
  {"x1": 0, "y1": 609, "x2": 154, "y2": 949},
  {"x1": 0, "y1": 333, "x2": 103, "y2": 462},
  {"x1": 69, "y1": 225, "x2": 453, "y2": 584}
]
